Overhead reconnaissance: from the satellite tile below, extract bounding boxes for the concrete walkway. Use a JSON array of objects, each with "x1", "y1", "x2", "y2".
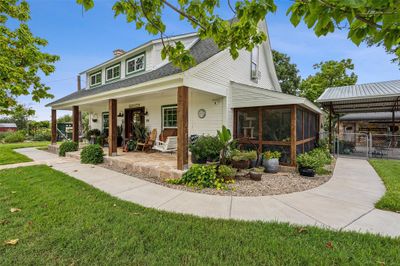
[{"x1": 12, "y1": 148, "x2": 400, "y2": 237}]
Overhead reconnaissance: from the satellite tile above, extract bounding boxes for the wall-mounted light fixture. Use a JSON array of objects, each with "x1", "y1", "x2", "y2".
[
  {"x1": 117, "y1": 112, "x2": 124, "y2": 117},
  {"x1": 92, "y1": 113, "x2": 98, "y2": 123}
]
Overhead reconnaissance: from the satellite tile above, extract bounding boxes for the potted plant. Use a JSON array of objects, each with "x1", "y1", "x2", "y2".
[
  {"x1": 263, "y1": 151, "x2": 281, "y2": 173},
  {"x1": 231, "y1": 150, "x2": 256, "y2": 169},
  {"x1": 296, "y1": 153, "x2": 321, "y2": 177},
  {"x1": 189, "y1": 136, "x2": 223, "y2": 164},
  {"x1": 249, "y1": 167, "x2": 264, "y2": 181},
  {"x1": 116, "y1": 125, "x2": 123, "y2": 147},
  {"x1": 218, "y1": 165, "x2": 237, "y2": 182}
]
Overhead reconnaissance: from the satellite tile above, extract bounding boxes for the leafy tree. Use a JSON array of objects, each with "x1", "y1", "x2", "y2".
[
  {"x1": 1, "y1": 104, "x2": 36, "y2": 130},
  {"x1": 77, "y1": 0, "x2": 399, "y2": 70},
  {"x1": 272, "y1": 50, "x2": 301, "y2": 95},
  {"x1": 0, "y1": 0, "x2": 59, "y2": 113},
  {"x1": 299, "y1": 59, "x2": 357, "y2": 102},
  {"x1": 57, "y1": 114, "x2": 72, "y2": 123},
  {"x1": 287, "y1": 0, "x2": 400, "y2": 67}
]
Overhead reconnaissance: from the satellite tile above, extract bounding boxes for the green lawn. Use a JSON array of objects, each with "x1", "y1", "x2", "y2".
[
  {"x1": 0, "y1": 142, "x2": 50, "y2": 165},
  {"x1": 369, "y1": 159, "x2": 400, "y2": 212},
  {"x1": 1, "y1": 166, "x2": 399, "y2": 265}
]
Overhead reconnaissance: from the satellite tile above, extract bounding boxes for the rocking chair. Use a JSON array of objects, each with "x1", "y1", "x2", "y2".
[{"x1": 136, "y1": 129, "x2": 157, "y2": 152}]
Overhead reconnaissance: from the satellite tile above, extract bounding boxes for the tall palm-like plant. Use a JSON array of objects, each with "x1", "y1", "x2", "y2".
[{"x1": 217, "y1": 125, "x2": 233, "y2": 165}]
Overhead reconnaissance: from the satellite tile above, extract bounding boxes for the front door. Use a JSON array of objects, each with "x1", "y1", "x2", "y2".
[{"x1": 124, "y1": 107, "x2": 145, "y2": 139}]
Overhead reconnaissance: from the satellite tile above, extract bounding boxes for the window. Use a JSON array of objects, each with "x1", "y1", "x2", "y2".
[
  {"x1": 89, "y1": 71, "x2": 102, "y2": 87},
  {"x1": 236, "y1": 109, "x2": 259, "y2": 140},
  {"x1": 106, "y1": 64, "x2": 120, "y2": 81},
  {"x1": 262, "y1": 108, "x2": 291, "y2": 141},
  {"x1": 251, "y1": 46, "x2": 259, "y2": 79},
  {"x1": 126, "y1": 54, "x2": 145, "y2": 75},
  {"x1": 102, "y1": 112, "x2": 109, "y2": 135},
  {"x1": 162, "y1": 105, "x2": 177, "y2": 128}
]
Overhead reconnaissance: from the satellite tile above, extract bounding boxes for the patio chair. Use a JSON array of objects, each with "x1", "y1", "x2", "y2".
[
  {"x1": 136, "y1": 129, "x2": 157, "y2": 152},
  {"x1": 152, "y1": 136, "x2": 177, "y2": 153}
]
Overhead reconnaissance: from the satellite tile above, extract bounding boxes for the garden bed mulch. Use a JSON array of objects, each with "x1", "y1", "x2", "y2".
[{"x1": 104, "y1": 159, "x2": 336, "y2": 197}]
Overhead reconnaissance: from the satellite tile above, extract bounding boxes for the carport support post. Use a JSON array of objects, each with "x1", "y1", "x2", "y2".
[
  {"x1": 72, "y1": 106, "x2": 79, "y2": 143},
  {"x1": 51, "y1": 109, "x2": 57, "y2": 144},
  {"x1": 177, "y1": 86, "x2": 189, "y2": 170},
  {"x1": 290, "y1": 105, "x2": 297, "y2": 166},
  {"x1": 108, "y1": 99, "x2": 117, "y2": 156}
]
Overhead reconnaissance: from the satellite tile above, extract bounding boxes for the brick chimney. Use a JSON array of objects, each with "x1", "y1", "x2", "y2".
[{"x1": 113, "y1": 49, "x2": 126, "y2": 57}]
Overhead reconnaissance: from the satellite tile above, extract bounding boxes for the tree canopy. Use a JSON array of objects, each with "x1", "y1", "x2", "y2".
[
  {"x1": 0, "y1": 0, "x2": 59, "y2": 114},
  {"x1": 272, "y1": 50, "x2": 301, "y2": 95},
  {"x1": 299, "y1": 59, "x2": 357, "y2": 103},
  {"x1": 0, "y1": 104, "x2": 35, "y2": 129},
  {"x1": 77, "y1": 0, "x2": 400, "y2": 70}
]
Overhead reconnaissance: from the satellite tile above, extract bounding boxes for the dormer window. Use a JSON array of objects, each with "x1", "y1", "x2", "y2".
[
  {"x1": 89, "y1": 71, "x2": 102, "y2": 87},
  {"x1": 251, "y1": 46, "x2": 259, "y2": 80},
  {"x1": 106, "y1": 64, "x2": 120, "y2": 82},
  {"x1": 126, "y1": 53, "x2": 145, "y2": 75}
]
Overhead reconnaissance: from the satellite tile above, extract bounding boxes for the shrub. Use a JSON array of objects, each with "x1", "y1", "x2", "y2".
[
  {"x1": 189, "y1": 136, "x2": 223, "y2": 163},
  {"x1": 296, "y1": 152, "x2": 324, "y2": 170},
  {"x1": 218, "y1": 165, "x2": 236, "y2": 179},
  {"x1": 263, "y1": 151, "x2": 281, "y2": 160},
  {"x1": 33, "y1": 129, "x2": 51, "y2": 141},
  {"x1": 85, "y1": 129, "x2": 101, "y2": 141},
  {"x1": 4, "y1": 131, "x2": 25, "y2": 143},
  {"x1": 231, "y1": 150, "x2": 257, "y2": 161},
  {"x1": 59, "y1": 141, "x2": 78, "y2": 157},
  {"x1": 0, "y1": 132, "x2": 11, "y2": 140},
  {"x1": 80, "y1": 144, "x2": 104, "y2": 164},
  {"x1": 167, "y1": 164, "x2": 227, "y2": 189},
  {"x1": 309, "y1": 147, "x2": 332, "y2": 165}
]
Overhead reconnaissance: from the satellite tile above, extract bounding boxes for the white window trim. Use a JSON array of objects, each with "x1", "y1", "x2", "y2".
[
  {"x1": 89, "y1": 71, "x2": 102, "y2": 87},
  {"x1": 162, "y1": 105, "x2": 177, "y2": 129},
  {"x1": 251, "y1": 46, "x2": 259, "y2": 80},
  {"x1": 126, "y1": 54, "x2": 145, "y2": 75},
  {"x1": 105, "y1": 64, "x2": 121, "y2": 82}
]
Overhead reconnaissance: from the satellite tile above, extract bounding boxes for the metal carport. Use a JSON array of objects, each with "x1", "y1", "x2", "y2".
[{"x1": 317, "y1": 80, "x2": 400, "y2": 146}]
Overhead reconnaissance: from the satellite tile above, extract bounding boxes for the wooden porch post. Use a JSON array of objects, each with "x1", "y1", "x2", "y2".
[
  {"x1": 177, "y1": 86, "x2": 189, "y2": 170},
  {"x1": 72, "y1": 106, "x2": 79, "y2": 143},
  {"x1": 51, "y1": 109, "x2": 57, "y2": 144},
  {"x1": 328, "y1": 103, "x2": 333, "y2": 150},
  {"x1": 108, "y1": 99, "x2": 117, "y2": 156},
  {"x1": 290, "y1": 105, "x2": 297, "y2": 166}
]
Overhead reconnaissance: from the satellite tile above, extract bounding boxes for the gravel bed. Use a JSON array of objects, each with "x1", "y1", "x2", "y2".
[{"x1": 104, "y1": 160, "x2": 335, "y2": 197}]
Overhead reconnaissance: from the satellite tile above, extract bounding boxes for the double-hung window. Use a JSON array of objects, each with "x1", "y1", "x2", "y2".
[
  {"x1": 251, "y1": 46, "x2": 259, "y2": 80},
  {"x1": 126, "y1": 54, "x2": 145, "y2": 75},
  {"x1": 89, "y1": 71, "x2": 102, "y2": 87},
  {"x1": 162, "y1": 105, "x2": 177, "y2": 128},
  {"x1": 106, "y1": 64, "x2": 120, "y2": 82}
]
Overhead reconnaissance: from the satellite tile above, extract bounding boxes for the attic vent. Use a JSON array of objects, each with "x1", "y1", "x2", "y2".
[{"x1": 113, "y1": 49, "x2": 125, "y2": 57}]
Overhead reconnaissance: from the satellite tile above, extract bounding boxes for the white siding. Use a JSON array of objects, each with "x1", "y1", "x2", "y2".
[{"x1": 87, "y1": 89, "x2": 224, "y2": 137}]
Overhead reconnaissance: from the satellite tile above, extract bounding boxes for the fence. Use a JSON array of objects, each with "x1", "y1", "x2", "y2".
[{"x1": 332, "y1": 132, "x2": 400, "y2": 160}]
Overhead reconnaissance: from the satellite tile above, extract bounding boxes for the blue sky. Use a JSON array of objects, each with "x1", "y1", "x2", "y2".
[{"x1": 19, "y1": 0, "x2": 399, "y2": 120}]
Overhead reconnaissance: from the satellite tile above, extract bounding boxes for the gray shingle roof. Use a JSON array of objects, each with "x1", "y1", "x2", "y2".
[
  {"x1": 0, "y1": 123, "x2": 17, "y2": 128},
  {"x1": 317, "y1": 80, "x2": 400, "y2": 102},
  {"x1": 341, "y1": 111, "x2": 400, "y2": 121},
  {"x1": 47, "y1": 38, "x2": 221, "y2": 107}
]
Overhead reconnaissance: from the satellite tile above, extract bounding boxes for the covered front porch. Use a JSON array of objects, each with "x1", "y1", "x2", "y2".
[{"x1": 50, "y1": 84, "x2": 225, "y2": 171}]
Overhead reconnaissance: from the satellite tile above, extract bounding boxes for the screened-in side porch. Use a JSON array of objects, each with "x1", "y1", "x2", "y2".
[{"x1": 234, "y1": 105, "x2": 320, "y2": 166}]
